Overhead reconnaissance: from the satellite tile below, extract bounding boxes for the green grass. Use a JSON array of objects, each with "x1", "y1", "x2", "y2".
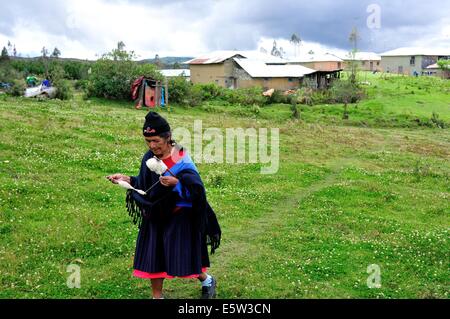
[{"x1": 0, "y1": 74, "x2": 449, "y2": 299}]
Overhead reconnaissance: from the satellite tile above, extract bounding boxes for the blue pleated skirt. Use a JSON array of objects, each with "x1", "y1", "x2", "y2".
[{"x1": 133, "y1": 206, "x2": 210, "y2": 278}]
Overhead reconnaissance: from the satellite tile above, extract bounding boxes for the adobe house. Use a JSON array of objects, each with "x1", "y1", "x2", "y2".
[
  {"x1": 186, "y1": 51, "x2": 318, "y2": 90},
  {"x1": 380, "y1": 47, "x2": 450, "y2": 76},
  {"x1": 185, "y1": 51, "x2": 246, "y2": 89},
  {"x1": 424, "y1": 63, "x2": 450, "y2": 79},
  {"x1": 340, "y1": 52, "x2": 381, "y2": 72},
  {"x1": 287, "y1": 53, "x2": 344, "y2": 72},
  {"x1": 186, "y1": 50, "x2": 342, "y2": 90},
  {"x1": 232, "y1": 58, "x2": 317, "y2": 90},
  {"x1": 286, "y1": 53, "x2": 343, "y2": 89}
]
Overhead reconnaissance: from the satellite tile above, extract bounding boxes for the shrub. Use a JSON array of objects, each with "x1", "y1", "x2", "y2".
[
  {"x1": 330, "y1": 80, "x2": 365, "y2": 104},
  {"x1": 223, "y1": 87, "x2": 266, "y2": 106},
  {"x1": 9, "y1": 79, "x2": 26, "y2": 97},
  {"x1": 86, "y1": 48, "x2": 162, "y2": 100},
  {"x1": 266, "y1": 89, "x2": 288, "y2": 104},
  {"x1": 54, "y1": 79, "x2": 73, "y2": 100},
  {"x1": 196, "y1": 83, "x2": 225, "y2": 100},
  {"x1": 430, "y1": 112, "x2": 446, "y2": 129},
  {"x1": 49, "y1": 63, "x2": 73, "y2": 100},
  {"x1": 168, "y1": 76, "x2": 192, "y2": 104},
  {"x1": 74, "y1": 79, "x2": 89, "y2": 91},
  {"x1": 187, "y1": 84, "x2": 204, "y2": 107}
]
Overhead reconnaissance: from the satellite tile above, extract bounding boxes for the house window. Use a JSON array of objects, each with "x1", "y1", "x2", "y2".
[
  {"x1": 288, "y1": 78, "x2": 293, "y2": 82},
  {"x1": 362, "y1": 61, "x2": 366, "y2": 66},
  {"x1": 410, "y1": 56, "x2": 416, "y2": 66},
  {"x1": 377, "y1": 61, "x2": 380, "y2": 66}
]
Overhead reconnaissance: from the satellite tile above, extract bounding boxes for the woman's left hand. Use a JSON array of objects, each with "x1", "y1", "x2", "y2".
[{"x1": 159, "y1": 176, "x2": 179, "y2": 187}]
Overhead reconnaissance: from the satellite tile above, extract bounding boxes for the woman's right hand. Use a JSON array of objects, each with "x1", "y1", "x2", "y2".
[{"x1": 106, "y1": 174, "x2": 130, "y2": 184}]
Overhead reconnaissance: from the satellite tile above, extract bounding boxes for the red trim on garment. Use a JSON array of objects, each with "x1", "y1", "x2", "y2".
[
  {"x1": 162, "y1": 149, "x2": 185, "y2": 170},
  {"x1": 133, "y1": 267, "x2": 208, "y2": 279}
]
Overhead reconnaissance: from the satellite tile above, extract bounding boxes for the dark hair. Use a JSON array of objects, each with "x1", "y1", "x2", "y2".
[{"x1": 158, "y1": 131, "x2": 176, "y2": 146}]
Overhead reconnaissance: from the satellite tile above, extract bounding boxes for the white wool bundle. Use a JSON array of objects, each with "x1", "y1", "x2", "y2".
[
  {"x1": 117, "y1": 180, "x2": 147, "y2": 195},
  {"x1": 146, "y1": 157, "x2": 168, "y2": 175}
]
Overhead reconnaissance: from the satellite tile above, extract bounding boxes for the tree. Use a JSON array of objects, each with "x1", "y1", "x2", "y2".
[
  {"x1": 290, "y1": 33, "x2": 302, "y2": 57},
  {"x1": 348, "y1": 27, "x2": 360, "y2": 85},
  {"x1": 7, "y1": 41, "x2": 12, "y2": 55},
  {"x1": 117, "y1": 41, "x2": 125, "y2": 51},
  {"x1": 110, "y1": 41, "x2": 134, "y2": 61},
  {"x1": 1, "y1": 46, "x2": 9, "y2": 60},
  {"x1": 271, "y1": 40, "x2": 283, "y2": 58},
  {"x1": 41, "y1": 46, "x2": 50, "y2": 77},
  {"x1": 437, "y1": 59, "x2": 450, "y2": 78},
  {"x1": 51, "y1": 47, "x2": 61, "y2": 58},
  {"x1": 87, "y1": 44, "x2": 161, "y2": 100},
  {"x1": 154, "y1": 54, "x2": 163, "y2": 68}
]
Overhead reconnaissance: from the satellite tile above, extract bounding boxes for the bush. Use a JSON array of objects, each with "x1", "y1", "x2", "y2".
[
  {"x1": 187, "y1": 85, "x2": 204, "y2": 107},
  {"x1": 266, "y1": 89, "x2": 288, "y2": 104},
  {"x1": 63, "y1": 61, "x2": 90, "y2": 80},
  {"x1": 74, "y1": 79, "x2": 89, "y2": 91},
  {"x1": 311, "y1": 90, "x2": 332, "y2": 105},
  {"x1": 49, "y1": 63, "x2": 73, "y2": 100},
  {"x1": 54, "y1": 79, "x2": 73, "y2": 100},
  {"x1": 330, "y1": 80, "x2": 365, "y2": 104},
  {"x1": 86, "y1": 49, "x2": 162, "y2": 100},
  {"x1": 430, "y1": 112, "x2": 446, "y2": 129},
  {"x1": 168, "y1": 76, "x2": 192, "y2": 104},
  {"x1": 196, "y1": 83, "x2": 225, "y2": 100},
  {"x1": 0, "y1": 60, "x2": 23, "y2": 84},
  {"x1": 223, "y1": 87, "x2": 266, "y2": 106},
  {"x1": 9, "y1": 79, "x2": 26, "y2": 97}
]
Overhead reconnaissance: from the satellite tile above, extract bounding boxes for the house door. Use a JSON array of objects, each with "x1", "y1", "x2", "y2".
[
  {"x1": 398, "y1": 66, "x2": 403, "y2": 74},
  {"x1": 370, "y1": 62, "x2": 374, "y2": 71}
]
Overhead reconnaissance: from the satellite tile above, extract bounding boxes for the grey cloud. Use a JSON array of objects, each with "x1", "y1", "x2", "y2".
[{"x1": 1, "y1": 0, "x2": 449, "y2": 56}]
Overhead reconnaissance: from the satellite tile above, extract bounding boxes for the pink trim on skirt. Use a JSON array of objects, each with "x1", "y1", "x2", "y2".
[{"x1": 133, "y1": 267, "x2": 208, "y2": 279}]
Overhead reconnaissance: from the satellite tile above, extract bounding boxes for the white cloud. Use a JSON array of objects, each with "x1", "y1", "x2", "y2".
[{"x1": 0, "y1": 0, "x2": 449, "y2": 59}]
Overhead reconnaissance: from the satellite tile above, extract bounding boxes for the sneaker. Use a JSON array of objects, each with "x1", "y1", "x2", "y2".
[{"x1": 201, "y1": 276, "x2": 216, "y2": 299}]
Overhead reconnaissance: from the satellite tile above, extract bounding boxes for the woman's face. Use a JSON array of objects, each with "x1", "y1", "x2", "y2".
[{"x1": 144, "y1": 136, "x2": 170, "y2": 157}]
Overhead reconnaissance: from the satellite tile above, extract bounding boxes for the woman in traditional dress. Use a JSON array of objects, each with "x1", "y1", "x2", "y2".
[{"x1": 107, "y1": 112, "x2": 221, "y2": 299}]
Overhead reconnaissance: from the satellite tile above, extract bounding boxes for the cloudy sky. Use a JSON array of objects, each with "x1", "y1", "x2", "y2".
[{"x1": 0, "y1": 0, "x2": 449, "y2": 60}]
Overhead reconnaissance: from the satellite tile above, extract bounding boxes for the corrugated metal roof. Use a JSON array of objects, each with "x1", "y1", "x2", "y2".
[
  {"x1": 184, "y1": 51, "x2": 246, "y2": 64},
  {"x1": 160, "y1": 69, "x2": 190, "y2": 77},
  {"x1": 341, "y1": 52, "x2": 381, "y2": 61},
  {"x1": 288, "y1": 53, "x2": 344, "y2": 63},
  {"x1": 380, "y1": 47, "x2": 450, "y2": 57},
  {"x1": 233, "y1": 58, "x2": 316, "y2": 78},
  {"x1": 426, "y1": 63, "x2": 439, "y2": 69}
]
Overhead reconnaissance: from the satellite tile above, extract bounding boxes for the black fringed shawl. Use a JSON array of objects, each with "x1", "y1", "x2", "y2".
[{"x1": 125, "y1": 151, "x2": 221, "y2": 254}]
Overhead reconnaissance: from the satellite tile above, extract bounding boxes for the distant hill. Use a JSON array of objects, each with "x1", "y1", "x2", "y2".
[
  {"x1": 139, "y1": 56, "x2": 193, "y2": 65},
  {"x1": 8, "y1": 56, "x2": 95, "y2": 63}
]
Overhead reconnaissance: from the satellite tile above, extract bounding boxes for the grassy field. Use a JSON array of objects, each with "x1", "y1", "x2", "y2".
[{"x1": 0, "y1": 73, "x2": 449, "y2": 299}]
